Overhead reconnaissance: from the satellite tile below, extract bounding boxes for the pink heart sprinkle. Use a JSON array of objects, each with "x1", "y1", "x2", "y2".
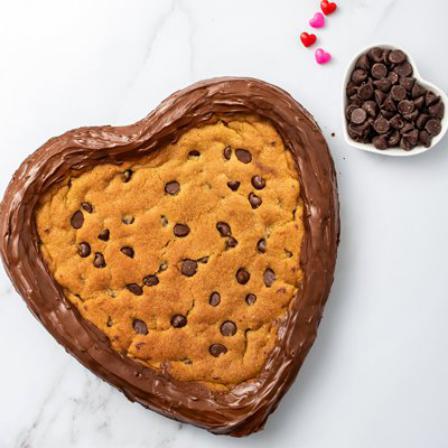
[
  {"x1": 309, "y1": 12, "x2": 325, "y2": 28},
  {"x1": 315, "y1": 48, "x2": 332, "y2": 64}
]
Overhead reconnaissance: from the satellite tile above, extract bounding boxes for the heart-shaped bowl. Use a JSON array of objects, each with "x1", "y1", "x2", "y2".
[{"x1": 342, "y1": 43, "x2": 448, "y2": 157}]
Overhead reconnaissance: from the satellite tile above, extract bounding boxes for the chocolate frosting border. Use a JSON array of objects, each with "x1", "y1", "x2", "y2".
[{"x1": 0, "y1": 77, "x2": 339, "y2": 436}]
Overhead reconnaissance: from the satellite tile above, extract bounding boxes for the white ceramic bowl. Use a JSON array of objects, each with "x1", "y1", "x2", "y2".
[{"x1": 342, "y1": 44, "x2": 448, "y2": 157}]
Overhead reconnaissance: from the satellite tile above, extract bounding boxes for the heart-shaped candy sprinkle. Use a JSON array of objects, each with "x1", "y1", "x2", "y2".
[
  {"x1": 321, "y1": 0, "x2": 337, "y2": 15},
  {"x1": 300, "y1": 32, "x2": 317, "y2": 48},
  {"x1": 309, "y1": 12, "x2": 325, "y2": 28},
  {"x1": 315, "y1": 48, "x2": 332, "y2": 64}
]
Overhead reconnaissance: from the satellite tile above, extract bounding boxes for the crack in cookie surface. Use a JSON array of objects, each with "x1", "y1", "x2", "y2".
[{"x1": 36, "y1": 115, "x2": 304, "y2": 389}]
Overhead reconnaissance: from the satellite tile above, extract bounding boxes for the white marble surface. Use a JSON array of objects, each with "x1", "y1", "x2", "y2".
[{"x1": 1, "y1": 1, "x2": 448, "y2": 447}]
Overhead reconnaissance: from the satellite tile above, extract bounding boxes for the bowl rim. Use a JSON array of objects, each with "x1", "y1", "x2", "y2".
[{"x1": 342, "y1": 43, "x2": 448, "y2": 157}]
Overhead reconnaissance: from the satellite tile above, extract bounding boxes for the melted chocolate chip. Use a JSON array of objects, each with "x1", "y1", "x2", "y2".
[
  {"x1": 173, "y1": 223, "x2": 190, "y2": 237},
  {"x1": 165, "y1": 181, "x2": 180, "y2": 195},
  {"x1": 209, "y1": 344, "x2": 227, "y2": 357},
  {"x1": 223, "y1": 146, "x2": 232, "y2": 160},
  {"x1": 263, "y1": 268, "x2": 276, "y2": 287},
  {"x1": 209, "y1": 291, "x2": 221, "y2": 306},
  {"x1": 245, "y1": 293, "x2": 257, "y2": 305},
  {"x1": 98, "y1": 229, "x2": 110, "y2": 241},
  {"x1": 120, "y1": 246, "x2": 134, "y2": 258},
  {"x1": 122, "y1": 215, "x2": 135, "y2": 225},
  {"x1": 227, "y1": 180, "x2": 240, "y2": 191},
  {"x1": 122, "y1": 169, "x2": 133, "y2": 183},
  {"x1": 70, "y1": 210, "x2": 84, "y2": 229},
  {"x1": 225, "y1": 237, "x2": 238, "y2": 249},
  {"x1": 216, "y1": 221, "x2": 231, "y2": 237},
  {"x1": 248, "y1": 193, "x2": 262, "y2": 209},
  {"x1": 143, "y1": 274, "x2": 159, "y2": 286},
  {"x1": 171, "y1": 314, "x2": 187, "y2": 328},
  {"x1": 181, "y1": 259, "x2": 198, "y2": 277},
  {"x1": 133, "y1": 318, "x2": 148, "y2": 335},
  {"x1": 81, "y1": 202, "x2": 93, "y2": 213},
  {"x1": 236, "y1": 268, "x2": 250, "y2": 285},
  {"x1": 220, "y1": 320, "x2": 237, "y2": 336},
  {"x1": 93, "y1": 252, "x2": 106, "y2": 268},
  {"x1": 78, "y1": 242, "x2": 91, "y2": 258},
  {"x1": 257, "y1": 238, "x2": 266, "y2": 253},
  {"x1": 251, "y1": 175, "x2": 266, "y2": 190},
  {"x1": 126, "y1": 283, "x2": 143, "y2": 296},
  {"x1": 188, "y1": 150, "x2": 200, "y2": 158},
  {"x1": 235, "y1": 148, "x2": 252, "y2": 164}
]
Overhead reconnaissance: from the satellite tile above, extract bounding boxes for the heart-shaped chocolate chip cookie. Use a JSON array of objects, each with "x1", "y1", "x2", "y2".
[{"x1": 0, "y1": 78, "x2": 339, "y2": 436}]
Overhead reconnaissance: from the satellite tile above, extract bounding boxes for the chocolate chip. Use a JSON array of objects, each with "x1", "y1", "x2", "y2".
[
  {"x1": 368, "y1": 47, "x2": 384, "y2": 63},
  {"x1": 346, "y1": 82, "x2": 358, "y2": 97},
  {"x1": 209, "y1": 291, "x2": 221, "y2": 306},
  {"x1": 398, "y1": 100, "x2": 414, "y2": 115},
  {"x1": 120, "y1": 246, "x2": 134, "y2": 258},
  {"x1": 133, "y1": 318, "x2": 148, "y2": 335},
  {"x1": 225, "y1": 237, "x2": 238, "y2": 249},
  {"x1": 223, "y1": 145, "x2": 232, "y2": 160},
  {"x1": 425, "y1": 119, "x2": 442, "y2": 136},
  {"x1": 220, "y1": 320, "x2": 237, "y2": 336},
  {"x1": 355, "y1": 54, "x2": 370, "y2": 71},
  {"x1": 171, "y1": 314, "x2": 187, "y2": 328},
  {"x1": 248, "y1": 192, "x2": 262, "y2": 209},
  {"x1": 374, "y1": 78, "x2": 392, "y2": 93},
  {"x1": 209, "y1": 344, "x2": 227, "y2": 357},
  {"x1": 251, "y1": 175, "x2": 266, "y2": 190},
  {"x1": 362, "y1": 101, "x2": 377, "y2": 117},
  {"x1": 93, "y1": 252, "x2": 106, "y2": 268},
  {"x1": 122, "y1": 169, "x2": 133, "y2": 183},
  {"x1": 165, "y1": 180, "x2": 180, "y2": 195},
  {"x1": 181, "y1": 259, "x2": 198, "y2": 277},
  {"x1": 414, "y1": 96, "x2": 425, "y2": 110},
  {"x1": 394, "y1": 62, "x2": 413, "y2": 77},
  {"x1": 399, "y1": 77, "x2": 415, "y2": 91},
  {"x1": 263, "y1": 268, "x2": 276, "y2": 287},
  {"x1": 70, "y1": 210, "x2": 84, "y2": 229},
  {"x1": 227, "y1": 181, "x2": 240, "y2": 191},
  {"x1": 358, "y1": 83, "x2": 374, "y2": 100},
  {"x1": 188, "y1": 150, "x2": 200, "y2": 158},
  {"x1": 400, "y1": 131, "x2": 418, "y2": 151},
  {"x1": 403, "y1": 109, "x2": 419, "y2": 122},
  {"x1": 81, "y1": 202, "x2": 93, "y2": 213},
  {"x1": 143, "y1": 274, "x2": 159, "y2": 286},
  {"x1": 349, "y1": 94, "x2": 363, "y2": 106},
  {"x1": 425, "y1": 91, "x2": 439, "y2": 107},
  {"x1": 122, "y1": 215, "x2": 135, "y2": 225},
  {"x1": 351, "y1": 69, "x2": 368, "y2": 85},
  {"x1": 345, "y1": 104, "x2": 358, "y2": 120},
  {"x1": 371, "y1": 63, "x2": 388, "y2": 79},
  {"x1": 388, "y1": 71, "x2": 399, "y2": 85},
  {"x1": 236, "y1": 268, "x2": 250, "y2": 285},
  {"x1": 382, "y1": 96, "x2": 397, "y2": 113},
  {"x1": 412, "y1": 83, "x2": 426, "y2": 98},
  {"x1": 373, "y1": 135, "x2": 389, "y2": 150},
  {"x1": 388, "y1": 130, "x2": 401, "y2": 147},
  {"x1": 373, "y1": 116, "x2": 390, "y2": 134},
  {"x1": 78, "y1": 242, "x2": 91, "y2": 258},
  {"x1": 382, "y1": 110, "x2": 395, "y2": 120},
  {"x1": 374, "y1": 89, "x2": 386, "y2": 105},
  {"x1": 416, "y1": 113, "x2": 429, "y2": 130},
  {"x1": 245, "y1": 293, "x2": 257, "y2": 305},
  {"x1": 350, "y1": 108, "x2": 367, "y2": 124},
  {"x1": 401, "y1": 122, "x2": 415, "y2": 135},
  {"x1": 429, "y1": 101, "x2": 444, "y2": 119},
  {"x1": 391, "y1": 85, "x2": 407, "y2": 102},
  {"x1": 235, "y1": 148, "x2": 252, "y2": 164},
  {"x1": 98, "y1": 229, "x2": 110, "y2": 241},
  {"x1": 127, "y1": 283, "x2": 143, "y2": 296},
  {"x1": 390, "y1": 114, "x2": 405, "y2": 130},
  {"x1": 257, "y1": 238, "x2": 266, "y2": 253},
  {"x1": 388, "y1": 49, "x2": 407, "y2": 64},
  {"x1": 419, "y1": 130, "x2": 431, "y2": 147},
  {"x1": 216, "y1": 221, "x2": 231, "y2": 237},
  {"x1": 173, "y1": 223, "x2": 190, "y2": 237}
]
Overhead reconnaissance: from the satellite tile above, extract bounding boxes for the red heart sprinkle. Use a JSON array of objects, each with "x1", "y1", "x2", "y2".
[
  {"x1": 321, "y1": 0, "x2": 337, "y2": 15},
  {"x1": 300, "y1": 32, "x2": 317, "y2": 48}
]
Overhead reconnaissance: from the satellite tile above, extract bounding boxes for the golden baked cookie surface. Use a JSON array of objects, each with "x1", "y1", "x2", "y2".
[{"x1": 36, "y1": 115, "x2": 304, "y2": 389}]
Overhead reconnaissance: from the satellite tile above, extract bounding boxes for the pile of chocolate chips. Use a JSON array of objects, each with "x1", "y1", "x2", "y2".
[{"x1": 346, "y1": 47, "x2": 444, "y2": 150}]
